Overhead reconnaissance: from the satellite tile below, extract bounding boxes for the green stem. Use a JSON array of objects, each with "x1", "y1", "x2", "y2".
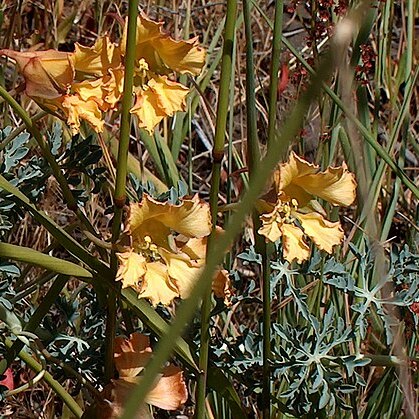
[
  {"x1": 243, "y1": 0, "x2": 272, "y2": 416},
  {"x1": 0, "y1": 85, "x2": 98, "y2": 233},
  {"x1": 263, "y1": 2, "x2": 283, "y2": 416},
  {"x1": 120, "y1": 45, "x2": 336, "y2": 419},
  {"x1": 3, "y1": 337, "x2": 83, "y2": 418},
  {"x1": 266, "y1": 0, "x2": 283, "y2": 151},
  {"x1": 196, "y1": 1, "x2": 238, "y2": 416},
  {"x1": 0, "y1": 275, "x2": 68, "y2": 375},
  {"x1": 107, "y1": 0, "x2": 139, "y2": 383}
]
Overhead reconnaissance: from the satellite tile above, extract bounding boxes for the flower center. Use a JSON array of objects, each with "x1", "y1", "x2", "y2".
[
  {"x1": 135, "y1": 58, "x2": 150, "y2": 88},
  {"x1": 274, "y1": 199, "x2": 299, "y2": 224},
  {"x1": 137, "y1": 235, "x2": 160, "y2": 261}
]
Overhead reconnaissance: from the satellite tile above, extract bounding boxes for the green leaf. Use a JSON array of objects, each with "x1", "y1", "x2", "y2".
[{"x1": 0, "y1": 243, "x2": 92, "y2": 279}]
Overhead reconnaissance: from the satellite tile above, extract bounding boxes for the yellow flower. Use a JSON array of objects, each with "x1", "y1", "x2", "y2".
[
  {"x1": 116, "y1": 194, "x2": 212, "y2": 306},
  {"x1": 259, "y1": 152, "x2": 356, "y2": 263},
  {"x1": 121, "y1": 14, "x2": 206, "y2": 134},
  {"x1": 86, "y1": 333, "x2": 188, "y2": 418},
  {"x1": 116, "y1": 194, "x2": 232, "y2": 306}
]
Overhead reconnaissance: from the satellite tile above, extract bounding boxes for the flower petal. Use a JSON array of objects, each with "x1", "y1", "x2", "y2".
[
  {"x1": 74, "y1": 36, "x2": 121, "y2": 76},
  {"x1": 93, "y1": 379, "x2": 151, "y2": 419},
  {"x1": 114, "y1": 333, "x2": 151, "y2": 378},
  {"x1": 128, "y1": 194, "x2": 211, "y2": 248},
  {"x1": 281, "y1": 223, "x2": 310, "y2": 263},
  {"x1": 130, "y1": 87, "x2": 165, "y2": 134},
  {"x1": 61, "y1": 94, "x2": 104, "y2": 134},
  {"x1": 121, "y1": 14, "x2": 205, "y2": 76},
  {"x1": 102, "y1": 68, "x2": 124, "y2": 110},
  {"x1": 276, "y1": 152, "x2": 356, "y2": 207},
  {"x1": 162, "y1": 250, "x2": 203, "y2": 299},
  {"x1": 258, "y1": 205, "x2": 284, "y2": 243},
  {"x1": 148, "y1": 76, "x2": 189, "y2": 116},
  {"x1": 139, "y1": 261, "x2": 179, "y2": 306},
  {"x1": 294, "y1": 164, "x2": 356, "y2": 206},
  {"x1": 297, "y1": 212, "x2": 344, "y2": 253},
  {"x1": 0, "y1": 49, "x2": 74, "y2": 99},
  {"x1": 154, "y1": 36, "x2": 206, "y2": 75},
  {"x1": 146, "y1": 365, "x2": 188, "y2": 410},
  {"x1": 178, "y1": 236, "x2": 207, "y2": 260},
  {"x1": 116, "y1": 251, "x2": 147, "y2": 289}
]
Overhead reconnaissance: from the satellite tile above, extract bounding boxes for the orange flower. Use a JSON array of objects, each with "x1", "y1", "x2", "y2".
[
  {"x1": 85, "y1": 333, "x2": 188, "y2": 418},
  {"x1": 259, "y1": 152, "x2": 357, "y2": 263},
  {"x1": 121, "y1": 14, "x2": 206, "y2": 134},
  {"x1": 116, "y1": 194, "x2": 232, "y2": 306}
]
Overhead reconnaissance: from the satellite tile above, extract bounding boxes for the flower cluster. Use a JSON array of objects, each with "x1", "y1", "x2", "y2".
[
  {"x1": 87, "y1": 333, "x2": 187, "y2": 418},
  {"x1": 116, "y1": 193, "x2": 231, "y2": 306},
  {"x1": 0, "y1": 13, "x2": 205, "y2": 135},
  {"x1": 258, "y1": 152, "x2": 356, "y2": 263}
]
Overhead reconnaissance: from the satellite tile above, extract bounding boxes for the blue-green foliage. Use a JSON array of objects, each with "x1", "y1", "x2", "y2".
[{"x1": 217, "y1": 243, "x2": 419, "y2": 417}]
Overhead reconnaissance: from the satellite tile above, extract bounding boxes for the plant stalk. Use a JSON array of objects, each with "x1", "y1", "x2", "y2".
[
  {"x1": 106, "y1": 0, "x2": 139, "y2": 383},
  {"x1": 196, "y1": 1, "x2": 238, "y2": 416}
]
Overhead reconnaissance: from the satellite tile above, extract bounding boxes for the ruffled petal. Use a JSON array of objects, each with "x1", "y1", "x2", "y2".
[
  {"x1": 258, "y1": 205, "x2": 284, "y2": 243},
  {"x1": 130, "y1": 87, "x2": 165, "y2": 134},
  {"x1": 281, "y1": 223, "x2": 311, "y2": 263},
  {"x1": 139, "y1": 261, "x2": 179, "y2": 306},
  {"x1": 145, "y1": 365, "x2": 188, "y2": 410},
  {"x1": 102, "y1": 68, "x2": 124, "y2": 110},
  {"x1": 121, "y1": 14, "x2": 205, "y2": 76},
  {"x1": 94, "y1": 378, "x2": 151, "y2": 419},
  {"x1": 178, "y1": 236, "x2": 207, "y2": 260},
  {"x1": 296, "y1": 212, "x2": 344, "y2": 254},
  {"x1": 162, "y1": 249, "x2": 203, "y2": 299},
  {"x1": 276, "y1": 152, "x2": 356, "y2": 207},
  {"x1": 128, "y1": 194, "x2": 211, "y2": 247},
  {"x1": 148, "y1": 76, "x2": 188, "y2": 116},
  {"x1": 60, "y1": 94, "x2": 104, "y2": 134},
  {"x1": 154, "y1": 36, "x2": 206, "y2": 75},
  {"x1": 114, "y1": 333, "x2": 151, "y2": 378},
  {"x1": 74, "y1": 36, "x2": 121, "y2": 76},
  {"x1": 116, "y1": 250, "x2": 147, "y2": 289},
  {"x1": 294, "y1": 164, "x2": 356, "y2": 206},
  {"x1": 276, "y1": 152, "x2": 317, "y2": 192}
]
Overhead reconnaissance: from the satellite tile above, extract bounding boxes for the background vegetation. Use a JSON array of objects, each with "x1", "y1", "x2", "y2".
[{"x1": 0, "y1": 0, "x2": 418, "y2": 418}]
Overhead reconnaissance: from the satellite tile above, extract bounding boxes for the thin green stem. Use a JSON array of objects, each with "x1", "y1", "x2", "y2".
[
  {"x1": 196, "y1": 1, "x2": 238, "y2": 416},
  {"x1": 243, "y1": 0, "x2": 272, "y2": 416},
  {"x1": 120, "y1": 46, "x2": 336, "y2": 419},
  {"x1": 107, "y1": 0, "x2": 139, "y2": 383},
  {"x1": 243, "y1": 0, "x2": 260, "y2": 172},
  {"x1": 267, "y1": 0, "x2": 283, "y2": 149},
  {"x1": 263, "y1": 2, "x2": 283, "y2": 415},
  {"x1": 0, "y1": 85, "x2": 99, "y2": 233},
  {"x1": 3, "y1": 337, "x2": 83, "y2": 418},
  {"x1": 0, "y1": 275, "x2": 68, "y2": 375}
]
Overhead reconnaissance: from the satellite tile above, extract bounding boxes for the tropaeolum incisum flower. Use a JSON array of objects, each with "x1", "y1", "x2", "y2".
[
  {"x1": 121, "y1": 14, "x2": 206, "y2": 134},
  {"x1": 258, "y1": 152, "x2": 356, "y2": 263},
  {"x1": 0, "y1": 13, "x2": 205, "y2": 135},
  {"x1": 116, "y1": 193, "x2": 231, "y2": 306},
  {"x1": 85, "y1": 333, "x2": 187, "y2": 418}
]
